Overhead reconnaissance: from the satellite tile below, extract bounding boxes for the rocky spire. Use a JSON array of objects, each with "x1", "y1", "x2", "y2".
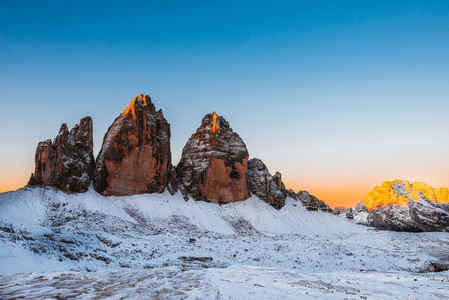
[
  {"x1": 177, "y1": 112, "x2": 250, "y2": 203},
  {"x1": 246, "y1": 158, "x2": 287, "y2": 209},
  {"x1": 28, "y1": 116, "x2": 95, "y2": 193},
  {"x1": 93, "y1": 94, "x2": 172, "y2": 196}
]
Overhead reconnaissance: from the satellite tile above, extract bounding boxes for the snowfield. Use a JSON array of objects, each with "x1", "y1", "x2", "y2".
[{"x1": 1, "y1": 187, "x2": 448, "y2": 299}]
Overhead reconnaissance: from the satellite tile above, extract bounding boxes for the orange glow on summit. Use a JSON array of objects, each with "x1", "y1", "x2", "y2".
[
  {"x1": 123, "y1": 95, "x2": 147, "y2": 117},
  {"x1": 362, "y1": 180, "x2": 449, "y2": 211},
  {"x1": 211, "y1": 112, "x2": 220, "y2": 134}
]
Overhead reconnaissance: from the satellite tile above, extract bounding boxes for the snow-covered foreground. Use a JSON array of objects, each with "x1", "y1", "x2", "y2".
[
  {"x1": 1, "y1": 266, "x2": 449, "y2": 299},
  {"x1": 0, "y1": 187, "x2": 448, "y2": 298}
]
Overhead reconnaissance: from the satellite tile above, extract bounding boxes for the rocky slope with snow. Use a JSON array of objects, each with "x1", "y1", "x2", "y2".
[
  {"x1": 335, "y1": 180, "x2": 449, "y2": 232},
  {"x1": 0, "y1": 187, "x2": 448, "y2": 298}
]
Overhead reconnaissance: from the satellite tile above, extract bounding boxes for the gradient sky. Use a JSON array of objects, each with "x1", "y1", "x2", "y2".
[{"x1": 1, "y1": 1, "x2": 449, "y2": 208}]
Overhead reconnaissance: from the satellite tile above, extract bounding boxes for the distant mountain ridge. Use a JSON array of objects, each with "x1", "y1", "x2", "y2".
[{"x1": 335, "y1": 180, "x2": 449, "y2": 232}]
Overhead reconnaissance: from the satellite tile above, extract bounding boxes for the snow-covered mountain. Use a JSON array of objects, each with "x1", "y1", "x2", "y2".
[
  {"x1": 335, "y1": 180, "x2": 449, "y2": 232},
  {"x1": 1, "y1": 187, "x2": 449, "y2": 299},
  {"x1": 3, "y1": 95, "x2": 449, "y2": 298}
]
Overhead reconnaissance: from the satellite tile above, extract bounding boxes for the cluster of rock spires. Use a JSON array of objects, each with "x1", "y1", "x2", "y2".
[
  {"x1": 28, "y1": 94, "x2": 331, "y2": 213},
  {"x1": 334, "y1": 180, "x2": 449, "y2": 232},
  {"x1": 26, "y1": 94, "x2": 449, "y2": 232}
]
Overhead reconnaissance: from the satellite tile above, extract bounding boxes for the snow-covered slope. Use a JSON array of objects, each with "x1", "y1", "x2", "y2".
[{"x1": 1, "y1": 187, "x2": 449, "y2": 298}]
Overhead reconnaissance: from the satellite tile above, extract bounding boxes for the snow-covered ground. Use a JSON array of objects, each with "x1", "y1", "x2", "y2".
[
  {"x1": 1, "y1": 187, "x2": 448, "y2": 299},
  {"x1": 1, "y1": 266, "x2": 449, "y2": 299}
]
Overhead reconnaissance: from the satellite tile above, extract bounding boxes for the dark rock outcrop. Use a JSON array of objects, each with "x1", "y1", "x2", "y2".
[
  {"x1": 295, "y1": 190, "x2": 334, "y2": 213},
  {"x1": 167, "y1": 165, "x2": 179, "y2": 195},
  {"x1": 93, "y1": 94, "x2": 172, "y2": 196},
  {"x1": 28, "y1": 117, "x2": 94, "y2": 193},
  {"x1": 177, "y1": 112, "x2": 249, "y2": 203},
  {"x1": 334, "y1": 207, "x2": 354, "y2": 220},
  {"x1": 366, "y1": 200, "x2": 449, "y2": 232},
  {"x1": 246, "y1": 158, "x2": 286, "y2": 209},
  {"x1": 246, "y1": 158, "x2": 333, "y2": 212}
]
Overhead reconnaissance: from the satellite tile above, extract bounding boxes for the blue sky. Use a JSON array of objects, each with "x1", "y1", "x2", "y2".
[{"x1": 1, "y1": 1, "x2": 449, "y2": 206}]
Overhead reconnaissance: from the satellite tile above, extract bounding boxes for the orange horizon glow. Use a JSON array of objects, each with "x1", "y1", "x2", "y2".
[
  {"x1": 0, "y1": 180, "x2": 28, "y2": 194},
  {"x1": 282, "y1": 177, "x2": 372, "y2": 209}
]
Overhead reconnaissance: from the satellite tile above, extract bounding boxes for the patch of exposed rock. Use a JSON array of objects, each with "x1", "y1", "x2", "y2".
[
  {"x1": 246, "y1": 158, "x2": 286, "y2": 209},
  {"x1": 295, "y1": 190, "x2": 333, "y2": 213},
  {"x1": 366, "y1": 200, "x2": 449, "y2": 232},
  {"x1": 177, "y1": 112, "x2": 249, "y2": 203},
  {"x1": 334, "y1": 202, "x2": 368, "y2": 222},
  {"x1": 93, "y1": 94, "x2": 172, "y2": 196},
  {"x1": 28, "y1": 117, "x2": 94, "y2": 193}
]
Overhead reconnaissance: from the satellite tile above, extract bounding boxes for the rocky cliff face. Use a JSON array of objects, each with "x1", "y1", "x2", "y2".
[
  {"x1": 93, "y1": 94, "x2": 172, "y2": 196},
  {"x1": 246, "y1": 158, "x2": 333, "y2": 212},
  {"x1": 336, "y1": 180, "x2": 449, "y2": 232},
  {"x1": 246, "y1": 158, "x2": 286, "y2": 209},
  {"x1": 28, "y1": 117, "x2": 94, "y2": 193},
  {"x1": 177, "y1": 112, "x2": 249, "y2": 203},
  {"x1": 295, "y1": 190, "x2": 334, "y2": 213}
]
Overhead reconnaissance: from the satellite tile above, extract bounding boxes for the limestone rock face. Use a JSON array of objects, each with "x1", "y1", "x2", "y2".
[
  {"x1": 246, "y1": 158, "x2": 286, "y2": 209},
  {"x1": 295, "y1": 190, "x2": 333, "y2": 213},
  {"x1": 28, "y1": 117, "x2": 95, "y2": 193},
  {"x1": 177, "y1": 112, "x2": 249, "y2": 203},
  {"x1": 337, "y1": 180, "x2": 449, "y2": 232},
  {"x1": 93, "y1": 94, "x2": 171, "y2": 196}
]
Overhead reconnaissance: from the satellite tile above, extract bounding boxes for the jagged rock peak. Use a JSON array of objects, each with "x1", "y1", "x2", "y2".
[
  {"x1": 93, "y1": 94, "x2": 172, "y2": 196},
  {"x1": 28, "y1": 116, "x2": 95, "y2": 193},
  {"x1": 177, "y1": 112, "x2": 249, "y2": 203},
  {"x1": 295, "y1": 190, "x2": 333, "y2": 213},
  {"x1": 246, "y1": 158, "x2": 287, "y2": 209}
]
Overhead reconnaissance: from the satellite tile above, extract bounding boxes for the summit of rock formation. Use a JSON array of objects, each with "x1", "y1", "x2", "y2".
[
  {"x1": 28, "y1": 116, "x2": 95, "y2": 193},
  {"x1": 93, "y1": 94, "x2": 172, "y2": 196},
  {"x1": 336, "y1": 180, "x2": 449, "y2": 232},
  {"x1": 177, "y1": 112, "x2": 249, "y2": 203}
]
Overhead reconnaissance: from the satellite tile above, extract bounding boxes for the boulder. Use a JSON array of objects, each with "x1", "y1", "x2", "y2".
[
  {"x1": 93, "y1": 94, "x2": 172, "y2": 196},
  {"x1": 28, "y1": 116, "x2": 94, "y2": 193},
  {"x1": 177, "y1": 112, "x2": 249, "y2": 203}
]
